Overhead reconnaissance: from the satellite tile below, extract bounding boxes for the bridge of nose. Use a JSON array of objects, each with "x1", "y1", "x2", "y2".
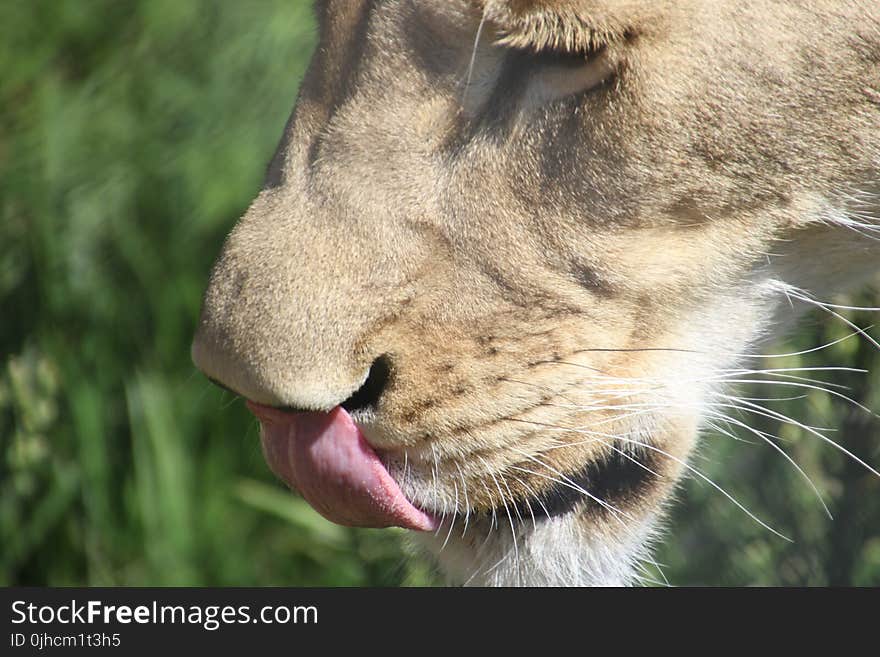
[{"x1": 191, "y1": 194, "x2": 418, "y2": 410}]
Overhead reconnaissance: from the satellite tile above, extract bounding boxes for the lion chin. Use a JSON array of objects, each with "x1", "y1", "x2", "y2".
[{"x1": 192, "y1": 0, "x2": 880, "y2": 586}]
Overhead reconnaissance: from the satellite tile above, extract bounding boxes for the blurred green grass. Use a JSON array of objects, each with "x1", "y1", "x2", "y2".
[
  {"x1": 1, "y1": 0, "x2": 878, "y2": 586},
  {"x1": 0, "y1": 0, "x2": 434, "y2": 587}
]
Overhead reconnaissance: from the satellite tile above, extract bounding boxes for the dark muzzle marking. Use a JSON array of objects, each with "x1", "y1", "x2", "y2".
[{"x1": 489, "y1": 443, "x2": 661, "y2": 523}]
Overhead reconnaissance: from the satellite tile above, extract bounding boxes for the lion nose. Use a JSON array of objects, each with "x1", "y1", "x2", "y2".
[
  {"x1": 201, "y1": 354, "x2": 391, "y2": 415},
  {"x1": 190, "y1": 286, "x2": 389, "y2": 410},
  {"x1": 189, "y1": 209, "x2": 402, "y2": 411}
]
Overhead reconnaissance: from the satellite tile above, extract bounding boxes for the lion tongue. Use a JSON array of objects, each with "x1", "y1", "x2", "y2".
[{"x1": 247, "y1": 402, "x2": 438, "y2": 532}]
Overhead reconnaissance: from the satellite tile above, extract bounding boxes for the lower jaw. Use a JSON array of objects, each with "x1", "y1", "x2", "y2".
[
  {"x1": 396, "y1": 437, "x2": 671, "y2": 528},
  {"x1": 411, "y1": 507, "x2": 662, "y2": 587}
]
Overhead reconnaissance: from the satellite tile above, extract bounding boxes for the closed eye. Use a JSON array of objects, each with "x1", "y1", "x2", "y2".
[
  {"x1": 524, "y1": 46, "x2": 618, "y2": 106},
  {"x1": 458, "y1": 37, "x2": 620, "y2": 126}
]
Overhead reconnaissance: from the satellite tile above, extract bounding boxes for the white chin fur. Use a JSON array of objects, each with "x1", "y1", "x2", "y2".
[{"x1": 410, "y1": 511, "x2": 661, "y2": 587}]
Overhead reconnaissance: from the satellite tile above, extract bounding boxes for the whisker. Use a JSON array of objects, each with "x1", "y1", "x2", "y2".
[
  {"x1": 710, "y1": 378, "x2": 877, "y2": 418},
  {"x1": 455, "y1": 461, "x2": 472, "y2": 539},
  {"x1": 508, "y1": 473, "x2": 543, "y2": 529},
  {"x1": 702, "y1": 407, "x2": 832, "y2": 518},
  {"x1": 728, "y1": 396, "x2": 880, "y2": 480},
  {"x1": 770, "y1": 281, "x2": 879, "y2": 350},
  {"x1": 513, "y1": 418, "x2": 791, "y2": 541},
  {"x1": 706, "y1": 396, "x2": 836, "y2": 433},
  {"x1": 508, "y1": 452, "x2": 633, "y2": 523},
  {"x1": 480, "y1": 457, "x2": 520, "y2": 579},
  {"x1": 463, "y1": 9, "x2": 488, "y2": 107},
  {"x1": 440, "y1": 479, "x2": 460, "y2": 552},
  {"x1": 641, "y1": 555, "x2": 671, "y2": 588},
  {"x1": 614, "y1": 435, "x2": 792, "y2": 542}
]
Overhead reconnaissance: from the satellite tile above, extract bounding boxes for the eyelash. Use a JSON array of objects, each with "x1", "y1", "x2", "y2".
[{"x1": 532, "y1": 44, "x2": 605, "y2": 69}]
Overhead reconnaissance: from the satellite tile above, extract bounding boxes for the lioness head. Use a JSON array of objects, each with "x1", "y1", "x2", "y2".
[{"x1": 192, "y1": 0, "x2": 880, "y2": 585}]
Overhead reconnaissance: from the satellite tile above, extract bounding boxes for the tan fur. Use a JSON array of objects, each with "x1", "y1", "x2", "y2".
[{"x1": 192, "y1": 0, "x2": 880, "y2": 586}]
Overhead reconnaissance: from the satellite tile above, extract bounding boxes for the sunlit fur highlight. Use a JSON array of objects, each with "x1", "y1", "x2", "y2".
[{"x1": 193, "y1": 1, "x2": 880, "y2": 586}]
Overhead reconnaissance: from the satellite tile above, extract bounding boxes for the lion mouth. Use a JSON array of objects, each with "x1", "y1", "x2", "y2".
[{"x1": 246, "y1": 401, "x2": 440, "y2": 532}]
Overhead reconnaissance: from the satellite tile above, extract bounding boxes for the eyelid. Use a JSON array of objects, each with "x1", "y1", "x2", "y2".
[{"x1": 531, "y1": 48, "x2": 617, "y2": 102}]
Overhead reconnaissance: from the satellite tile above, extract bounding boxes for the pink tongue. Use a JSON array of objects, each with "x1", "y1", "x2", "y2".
[{"x1": 247, "y1": 402, "x2": 438, "y2": 532}]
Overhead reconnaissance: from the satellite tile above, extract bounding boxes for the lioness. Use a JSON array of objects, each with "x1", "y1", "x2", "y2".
[{"x1": 191, "y1": 0, "x2": 880, "y2": 586}]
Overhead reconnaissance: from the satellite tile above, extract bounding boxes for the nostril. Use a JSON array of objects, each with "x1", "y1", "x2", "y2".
[{"x1": 341, "y1": 355, "x2": 392, "y2": 413}]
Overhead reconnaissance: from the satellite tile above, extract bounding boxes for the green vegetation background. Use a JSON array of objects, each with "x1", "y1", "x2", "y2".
[{"x1": 2, "y1": 0, "x2": 878, "y2": 586}]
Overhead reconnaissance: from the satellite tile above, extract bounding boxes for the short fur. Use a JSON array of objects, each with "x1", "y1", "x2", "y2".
[{"x1": 192, "y1": 0, "x2": 880, "y2": 586}]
